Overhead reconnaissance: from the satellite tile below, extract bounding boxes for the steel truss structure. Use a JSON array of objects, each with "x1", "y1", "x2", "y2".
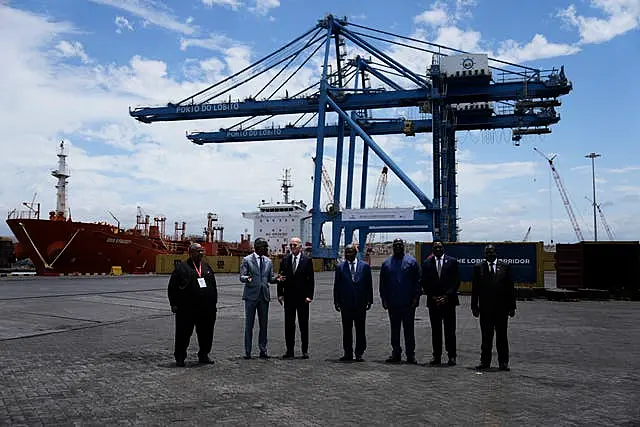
[{"x1": 130, "y1": 15, "x2": 572, "y2": 258}]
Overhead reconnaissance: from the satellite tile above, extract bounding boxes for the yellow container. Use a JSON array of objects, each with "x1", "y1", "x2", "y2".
[{"x1": 110, "y1": 266, "x2": 123, "y2": 276}]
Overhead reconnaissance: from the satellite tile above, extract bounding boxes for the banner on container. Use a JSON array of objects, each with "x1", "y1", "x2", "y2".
[
  {"x1": 342, "y1": 208, "x2": 414, "y2": 221},
  {"x1": 417, "y1": 242, "x2": 538, "y2": 283}
]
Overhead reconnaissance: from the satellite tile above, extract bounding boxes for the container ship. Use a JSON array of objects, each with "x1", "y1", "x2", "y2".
[{"x1": 6, "y1": 142, "x2": 252, "y2": 275}]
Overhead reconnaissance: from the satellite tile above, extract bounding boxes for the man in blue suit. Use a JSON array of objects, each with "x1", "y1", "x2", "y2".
[
  {"x1": 380, "y1": 238, "x2": 421, "y2": 364},
  {"x1": 240, "y1": 238, "x2": 278, "y2": 359},
  {"x1": 333, "y1": 244, "x2": 373, "y2": 362}
]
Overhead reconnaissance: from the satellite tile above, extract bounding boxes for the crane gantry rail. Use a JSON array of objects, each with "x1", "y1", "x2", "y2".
[{"x1": 129, "y1": 14, "x2": 573, "y2": 258}]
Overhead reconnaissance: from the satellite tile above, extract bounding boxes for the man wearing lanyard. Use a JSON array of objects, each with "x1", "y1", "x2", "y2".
[{"x1": 168, "y1": 243, "x2": 218, "y2": 367}]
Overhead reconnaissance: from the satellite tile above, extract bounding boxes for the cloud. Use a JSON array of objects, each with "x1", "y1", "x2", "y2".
[
  {"x1": 249, "y1": 0, "x2": 279, "y2": 16},
  {"x1": 497, "y1": 34, "x2": 581, "y2": 63},
  {"x1": 414, "y1": 4, "x2": 449, "y2": 27},
  {"x1": 606, "y1": 166, "x2": 640, "y2": 174},
  {"x1": 179, "y1": 33, "x2": 248, "y2": 53},
  {"x1": 55, "y1": 40, "x2": 90, "y2": 63},
  {"x1": 202, "y1": 0, "x2": 243, "y2": 10},
  {"x1": 88, "y1": 0, "x2": 197, "y2": 35},
  {"x1": 457, "y1": 161, "x2": 536, "y2": 194},
  {"x1": 558, "y1": 0, "x2": 640, "y2": 44},
  {"x1": 115, "y1": 15, "x2": 133, "y2": 33}
]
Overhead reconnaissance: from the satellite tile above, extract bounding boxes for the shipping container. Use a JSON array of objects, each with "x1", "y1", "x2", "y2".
[{"x1": 556, "y1": 242, "x2": 640, "y2": 295}]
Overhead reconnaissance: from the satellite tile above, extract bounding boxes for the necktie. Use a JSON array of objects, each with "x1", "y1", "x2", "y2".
[
  {"x1": 293, "y1": 255, "x2": 298, "y2": 273},
  {"x1": 489, "y1": 262, "x2": 494, "y2": 275},
  {"x1": 259, "y1": 255, "x2": 263, "y2": 276},
  {"x1": 350, "y1": 262, "x2": 356, "y2": 281},
  {"x1": 437, "y1": 258, "x2": 442, "y2": 277}
]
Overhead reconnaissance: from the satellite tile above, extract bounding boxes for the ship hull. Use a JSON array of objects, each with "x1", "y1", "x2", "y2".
[{"x1": 6, "y1": 218, "x2": 171, "y2": 275}]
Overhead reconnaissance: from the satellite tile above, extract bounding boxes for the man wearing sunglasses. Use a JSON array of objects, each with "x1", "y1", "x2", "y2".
[{"x1": 277, "y1": 237, "x2": 315, "y2": 359}]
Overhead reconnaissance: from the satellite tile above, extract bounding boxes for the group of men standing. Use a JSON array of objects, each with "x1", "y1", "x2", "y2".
[{"x1": 167, "y1": 237, "x2": 516, "y2": 371}]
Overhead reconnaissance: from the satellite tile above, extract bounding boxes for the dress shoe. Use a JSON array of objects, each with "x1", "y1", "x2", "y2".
[
  {"x1": 499, "y1": 363, "x2": 510, "y2": 371},
  {"x1": 429, "y1": 358, "x2": 441, "y2": 366},
  {"x1": 301, "y1": 353, "x2": 309, "y2": 359},
  {"x1": 475, "y1": 364, "x2": 490, "y2": 370},
  {"x1": 175, "y1": 359, "x2": 185, "y2": 367},
  {"x1": 406, "y1": 357, "x2": 418, "y2": 364},
  {"x1": 198, "y1": 357, "x2": 215, "y2": 364},
  {"x1": 339, "y1": 355, "x2": 353, "y2": 362},
  {"x1": 447, "y1": 357, "x2": 457, "y2": 366},
  {"x1": 259, "y1": 352, "x2": 271, "y2": 359},
  {"x1": 243, "y1": 354, "x2": 252, "y2": 360},
  {"x1": 355, "y1": 355, "x2": 364, "y2": 362},
  {"x1": 282, "y1": 353, "x2": 294, "y2": 359},
  {"x1": 385, "y1": 355, "x2": 402, "y2": 363}
]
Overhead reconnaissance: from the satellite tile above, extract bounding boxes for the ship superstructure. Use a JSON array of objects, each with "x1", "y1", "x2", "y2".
[
  {"x1": 242, "y1": 169, "x2": 310, "y2": 255},
  {"x1": 6, "y1": 141, "x2": 251, "y2": 275}
]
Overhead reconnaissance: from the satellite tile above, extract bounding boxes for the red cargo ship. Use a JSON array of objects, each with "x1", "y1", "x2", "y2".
[{"x1": 6, "y1": 142, "x2": 252, "y2": 275}]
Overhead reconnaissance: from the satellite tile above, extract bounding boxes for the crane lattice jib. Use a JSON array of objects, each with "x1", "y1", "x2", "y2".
[
  {"x1": 534, "y1": 148, "x2": 584, "y2": 241},
  {"x1": 596, "y1": 204, "x2": 615, "y2": 240},
  {"x1": 367, "y1": 167, "x2": 389, "y2": 245}
]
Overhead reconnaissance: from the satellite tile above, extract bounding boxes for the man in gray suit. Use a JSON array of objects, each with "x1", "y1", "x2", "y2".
[{"x1": 240, "y1": 238, "x2": 278, "y2": 359}]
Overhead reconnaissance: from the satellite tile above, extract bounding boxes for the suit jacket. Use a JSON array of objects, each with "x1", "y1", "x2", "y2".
[
  {"x1": 168, "y1": 258, "x2": 217, "y2": 312},
  {"x1": 420, "y1": 254, "x2": 461, "y2": 307},
  {"x1": 471, "y1": 260, "x2": 516, "y2": 314},
  {"x1": 240, "y1": 253, "x2": 277, "y2": 302},
  {"x1": 333, "y1": 259, "x2": 373, "y2": 312},
  {"x1": 277, "y1": 253, "x2": 314, "y2": 306},
  {"x1": 379, "y1": 255, "x2": 421, "y2": 309}
]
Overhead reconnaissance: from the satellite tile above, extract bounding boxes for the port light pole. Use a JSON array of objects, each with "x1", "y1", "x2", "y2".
[{"x1": 585, "y1": 152, "x2": 601, "y2": 241}]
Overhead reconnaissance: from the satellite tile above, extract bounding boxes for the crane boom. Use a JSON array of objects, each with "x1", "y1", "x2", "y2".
[
  {"x1": 534, "y1": 147, "x2": 584, "y2": 241},
  {"x1": 586, "y1": 196, "x2": 615, "y2": 240},
  {"x1": 366, "y1": 167, "x2": 389, "y2": 245}
]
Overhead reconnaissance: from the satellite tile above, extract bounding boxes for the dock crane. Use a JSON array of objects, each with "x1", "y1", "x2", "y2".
[
  {"x1": 366, "y1": 166, "x2": 389, "y2": 246},
  {"x1": 522, "y1": 226, "x2": 531, "y2": 242},
  {"x1": 129, "y1": 15, "x2": 572, "y2": 258},
  {"x1": 586, "y1": 196, "x2": 616, "y2": 240},
  {"x1": 534, "y1": 147, "x2": 584, "y2": 242}
]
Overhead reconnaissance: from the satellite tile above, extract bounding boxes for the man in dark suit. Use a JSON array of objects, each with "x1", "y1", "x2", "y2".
[
  {"x1": 333, "y1": 244, "x2": 373, "y2": 362},
  {"x1": 471, "y1": 244, "x2": 516, "y2": 371},
  {"x1": 277, "y1": 237, "x2": 315, "y2": 359},
  {"x1": 379, "y1": 238, "x2": 421, "y2": 364},
  {"x1": 168, "y1": 243, "x2": 218, "y2": 367},
  {"x1": 421, "y1": 240, "x2": 461, "y2": 366},
  {"x1": 239, "y1": 238, "x2": 278, "y2": 359}
]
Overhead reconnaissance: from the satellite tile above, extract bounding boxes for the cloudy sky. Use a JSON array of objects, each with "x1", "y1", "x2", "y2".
[{"x1": 0, "y1": 0, "x2": 638, "y2": 246}]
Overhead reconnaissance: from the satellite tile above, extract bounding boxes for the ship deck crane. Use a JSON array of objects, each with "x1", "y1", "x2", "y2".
[
  {"x1": 534, "y1": 147, "x2": 584, "y2": 242},
  {"x1": 129, "y1": 15, "x2": 572, "y2": 258}
]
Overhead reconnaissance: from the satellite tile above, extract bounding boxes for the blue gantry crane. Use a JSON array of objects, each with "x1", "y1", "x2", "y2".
[{"x1": 129, "y1": 14, "x2": 572, "y2": 259}]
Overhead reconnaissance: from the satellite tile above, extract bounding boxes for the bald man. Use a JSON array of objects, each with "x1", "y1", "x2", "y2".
[
  {"x1": 168, "y1": 243, "x2": 218, "y2": 367},
  {"x1": 277, "y1": 237, "x2": 315, "y2": 359}
]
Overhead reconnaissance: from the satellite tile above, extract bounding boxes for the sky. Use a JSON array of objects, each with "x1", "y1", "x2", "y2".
[{"x1": 0, "y1": 0, "x2": 639, "y2": 247}]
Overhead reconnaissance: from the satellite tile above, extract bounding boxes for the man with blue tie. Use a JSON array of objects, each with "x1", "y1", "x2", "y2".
[
  {"x1": 333, "y1": 244, "x2": 373, "y2": 362},
  {"x1": 240, "y1": 238, "x2": 278, "y2": 359}
]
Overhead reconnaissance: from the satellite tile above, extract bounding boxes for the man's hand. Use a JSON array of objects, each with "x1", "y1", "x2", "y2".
[
  {"x1": 170, "y1": 305, "x2": 178, "y2": 314},
  {"x1": 509, "y1": 309, "x2": 515, "y2": 317},
  {"x1": 334, "y1": 304, "x2": 341, "y2": 312},
  {"x1": 366, "y1": 303, "x2": 372, "y2": 311},
  {"x1": 305, "y1": 297, "x2": 312, "y2": 303},
  {"x1": 472, "y1": 309, "x2": 479, "y2": 318},
  {"x1": 276, "y1": 274, "x2": 285, "y2": 282},
  {"x1": 278, "y1": 296, "x2": 284, "y2": 306}
]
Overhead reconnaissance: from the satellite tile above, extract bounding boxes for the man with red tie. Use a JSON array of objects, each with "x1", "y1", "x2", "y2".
[
  {"x1": 277, "y1": 237, "x2": 315, "y2": 359},
  {"x1": 420, "y1": 240, "x2": 461, "y2": 366}
]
